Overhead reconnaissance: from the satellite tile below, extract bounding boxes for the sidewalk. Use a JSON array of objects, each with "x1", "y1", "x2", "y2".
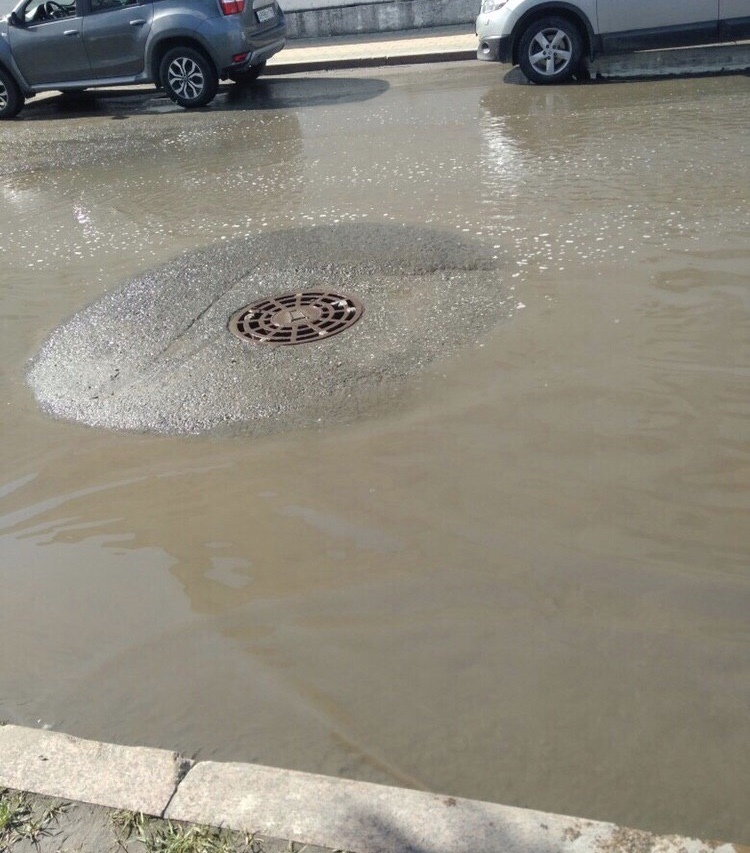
[
  {"x1": 264, "y1": 23, "x2": 750, "y2": 79},
  {"x1": 1, "y1": 725, "x2": 747, "y2": 853},
  {"x1": 266, "y1": 24, "x2": 478, "y2": 73}
]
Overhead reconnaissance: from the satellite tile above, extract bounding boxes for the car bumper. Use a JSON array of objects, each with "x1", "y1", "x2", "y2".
[
  {"x1": 202, "y1": 14, "x2": 286, "y2": 73},
  {"x1": 242, "y1": 34, "x2": 285, "y2": 68},
  {"x1": 223, "y1": 32, "x2": 286, "y2": 74},
  {"x1": 476, "y1": 35, "x2": 513, "y2": 63},
  {"x1": 223, "y1": 34, "x2": 285, "y2": 76}
]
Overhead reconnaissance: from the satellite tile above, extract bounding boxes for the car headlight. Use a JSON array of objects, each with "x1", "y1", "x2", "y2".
[{"x1": 480, "y1": 0, "x2": 508, "y2": 12}]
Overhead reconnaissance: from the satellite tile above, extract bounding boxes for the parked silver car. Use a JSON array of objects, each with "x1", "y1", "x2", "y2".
[
  {"x1": 476, "y1": 0, "x2": 750, "y2": 83},
  {"x1": 0, "y1": 0, "x2": 285, "y2": 118}
]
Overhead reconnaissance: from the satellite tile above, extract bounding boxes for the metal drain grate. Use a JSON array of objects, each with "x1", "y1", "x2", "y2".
[{"x1": 229, "y1": 291, "x2": 364, "y2": 346}]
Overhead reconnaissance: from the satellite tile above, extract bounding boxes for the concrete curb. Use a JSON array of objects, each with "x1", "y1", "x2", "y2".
[
  {"x1": 266, "y1": 48, "x2": 476, "y2": 74},
  {"x1": 0, "y1": 725, "x2": 191, "y2": 818},
  {"x1": 588, "y1": 41, "x2": 750, "y2": 79},
  {"x1": 265, "y1": 25, "x2": 477, "y2": 74},
  {"x1": 1, "y1": 725, "x2": 746, "y2": 853}
]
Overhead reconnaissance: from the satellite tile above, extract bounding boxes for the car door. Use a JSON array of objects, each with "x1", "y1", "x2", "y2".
[
  {"x1": 8, "y1": 0, "x2": 92, "y2": 85},
  {"x1": 596, "y1": 0, "x2": 719, "y2": 52},
  {"x1": 81, "y1": 0, "x2": 152, "y2": 79},
  {"x1": 719, "y1": 0, "x2": 750, "y2": 39}
]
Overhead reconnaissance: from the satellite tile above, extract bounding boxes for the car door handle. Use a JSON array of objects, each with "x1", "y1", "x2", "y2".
[
  {"x1": 63, "y1": 29, "x2": 79, "y2": 35},
  {"x1": 129, "y1": 18, "x2": 146, "y2": 24}
]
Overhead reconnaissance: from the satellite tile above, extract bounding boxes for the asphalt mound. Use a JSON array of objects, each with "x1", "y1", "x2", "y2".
[{"x1": 27, "y1": 224, "x2": 510, "y2": 436}]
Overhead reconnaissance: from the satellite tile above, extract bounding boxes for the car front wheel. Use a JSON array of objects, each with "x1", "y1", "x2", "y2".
[
  {"x1": 0, "y1": 67, "x2": 23, "y2": 119},
  {"x1": 160, "y1": 47, "x2": 218, "y2": 108},
  {"x1": 518, "y1": 17, "x2": 583, "y2": 84}
]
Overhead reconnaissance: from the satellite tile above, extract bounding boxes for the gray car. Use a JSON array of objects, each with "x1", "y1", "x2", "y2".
[
  {"x1": 476, "y1": 0, "x2": 750, "y2": 84},
  {"x1": 0, "y1": 0, "x2": 285, "y2": 117}
]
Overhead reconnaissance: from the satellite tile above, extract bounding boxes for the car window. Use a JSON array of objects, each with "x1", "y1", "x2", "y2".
[
  {"x1": 22, "y1": 0, "x2": 76, "y2": 20},
  {"x1": 89, "y1": 0, "x2": 139, "y2": 10}
]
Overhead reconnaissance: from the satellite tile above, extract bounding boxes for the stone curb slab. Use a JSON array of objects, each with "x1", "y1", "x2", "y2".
[
  {"x1": 0, "y1": 725, "x2": 191, "y2": 817},
  {"x1": 266, "y1": 48, "x2": 476, "y2": 74},
  {"x1": 266, "y1": 28, "x2": 477, "y2": 74},
  {"x1": 2, "y1": 726, "x2": 746, "y2": 853},
  {"x1": 166, "y1": 760, "x2": 741, "y2": 853}
]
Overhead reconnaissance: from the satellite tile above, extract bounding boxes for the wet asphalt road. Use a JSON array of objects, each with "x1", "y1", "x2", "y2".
[{"x1": 2, "y1": 62, "x2": 749, "y2": 845}]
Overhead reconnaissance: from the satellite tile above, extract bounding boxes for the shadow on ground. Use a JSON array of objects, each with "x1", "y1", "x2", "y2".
[{"x1": 16, "y1": 76, "x2": 390, "y2": 122}]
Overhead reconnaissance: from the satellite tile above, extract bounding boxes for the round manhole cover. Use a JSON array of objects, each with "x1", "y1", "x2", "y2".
[{"x1": 229, "y1": 291, "x2": 364, "y2": 346}]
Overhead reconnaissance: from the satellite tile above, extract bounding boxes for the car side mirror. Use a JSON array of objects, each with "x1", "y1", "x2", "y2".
[{"x1": 8, "y1": 10, "x2": 24, "y2": 25}]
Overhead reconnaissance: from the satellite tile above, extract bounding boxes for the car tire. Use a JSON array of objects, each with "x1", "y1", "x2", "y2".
[
  {"x1": 517, "y1": 17, "x2": 583, "y2": 85},
  {"x1": 229, "y1": 61, "x2": 266, "y2": 85},
  {"x1": 160, "y1": 46, "x2": 218, "y2": 109},
  {"x1": 0, "y1": 67, "x2": 24, "y2": 120}
]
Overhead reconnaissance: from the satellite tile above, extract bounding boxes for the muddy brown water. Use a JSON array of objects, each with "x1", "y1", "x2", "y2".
[{"x1": 1, "y1": 66, "x2": 748, "y2": 844}]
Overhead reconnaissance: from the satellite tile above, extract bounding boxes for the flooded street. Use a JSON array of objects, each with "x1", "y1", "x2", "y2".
[{"x1": 1, "y1": 65, "x2": 749, "y2": 843}]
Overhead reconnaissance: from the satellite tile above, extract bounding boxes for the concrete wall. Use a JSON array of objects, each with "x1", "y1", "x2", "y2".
[{"x1": 283, "y1": 0, "x2": 478, "y2": 39}]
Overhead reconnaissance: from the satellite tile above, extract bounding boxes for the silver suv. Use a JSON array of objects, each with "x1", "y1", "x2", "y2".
[
  {"x1": 476, "y1": 0, "x2": 750, "y2": 84},
  {"x1": 0, "y1": 0, "x2": 285, "y2": 118}
]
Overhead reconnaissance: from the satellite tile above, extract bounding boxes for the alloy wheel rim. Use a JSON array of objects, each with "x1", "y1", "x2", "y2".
[
  {"x1": 167, "y1": 57, "x2": 205, "y2": 101},
  {"x1": 528, "y1": 28, "x2": 573, "y2": 76},
  {"x1": 0, "y1": 82, "x2": 8, "y2": 111}
]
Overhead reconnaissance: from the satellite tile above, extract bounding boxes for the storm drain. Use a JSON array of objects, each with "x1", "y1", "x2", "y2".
[{"x1": 229, "y1": 291, "x2": 364, "y2": 346}]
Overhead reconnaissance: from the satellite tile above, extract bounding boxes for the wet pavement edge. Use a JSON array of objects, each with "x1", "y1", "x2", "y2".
[{"x1": 1, "y1": 725, "x2": 746, "y2": 853}]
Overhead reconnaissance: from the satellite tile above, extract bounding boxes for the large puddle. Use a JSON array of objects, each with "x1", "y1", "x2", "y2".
[{"x1": 1, "y1": 66, "x2": 748, "y2": 844}]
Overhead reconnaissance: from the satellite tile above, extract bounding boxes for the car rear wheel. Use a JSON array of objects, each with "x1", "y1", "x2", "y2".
[
  {"x1": 0, "y1": 67, "x2": 23, "y2": 119},
  {"x1": 229, "y1": 61, "x2": 266, "y2": 85},
  {"x1": 518, "y1": 17, "x2": 583, "y2": 84},
  {"x1": 160, "y1": 47, "x2": 218, "y2": 109}
]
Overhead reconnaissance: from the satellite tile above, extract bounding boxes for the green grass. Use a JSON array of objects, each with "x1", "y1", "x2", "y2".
[
  {"x1": 4, "y1": 789, "x2": 353, "y2": 853},
  {"x1": 0, "y1": 789, "x2": 31, "y2": 837},
  {"x1": 0, "y1": 788, "x2": 67, "y2": 849},
  {"x1": 112, "y1": 811, "x2": 268, "y2": 853},
  {"x1": 111, "y1": 811, "x2": 353, "y2": 853}
]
